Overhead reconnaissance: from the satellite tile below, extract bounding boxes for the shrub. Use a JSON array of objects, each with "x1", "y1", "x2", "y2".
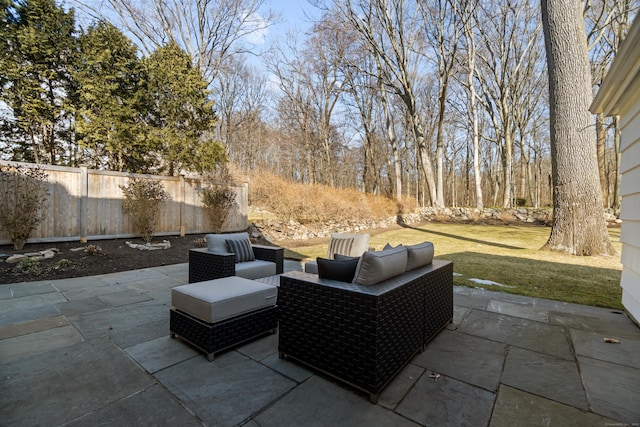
[
  {"x1": 0, "y1": 164, "x2": 50, "y2": 250},
  {"x1": 248, "y1": 170, "x2": 399, "y2": 224},
  {"x1": 16, "y1": 257, "x2": 41, "y2": 275},
  {"x1": 55, "y1": 259, "x2": 72, "y2": 270},
  {"x1": 201, "y1": 165, "x2": 237, "y2": 233},
  {"x1": 515, "y1": 198, "x2": 527, "y2": 207},
  {"x1": 120, "y1": 178, "x2": 169, "y2": 243}
]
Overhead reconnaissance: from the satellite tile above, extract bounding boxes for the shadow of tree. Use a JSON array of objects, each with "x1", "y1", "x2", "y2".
[{"x1": 397, "y1": 222, "x2": 524, "y2": 250}]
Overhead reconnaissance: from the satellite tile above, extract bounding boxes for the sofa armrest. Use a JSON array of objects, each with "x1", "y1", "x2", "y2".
[
  {"x1": 252, "y1": 245, "x2": 284, "y2": 274},
  {"x1": 188, "y1": 248, "x2": 235, "y2": 283}
]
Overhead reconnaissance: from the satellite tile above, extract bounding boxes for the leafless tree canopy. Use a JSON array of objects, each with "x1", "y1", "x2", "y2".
[{"x1": 37, "y1": 0, "x2": 640, "y2": 213}]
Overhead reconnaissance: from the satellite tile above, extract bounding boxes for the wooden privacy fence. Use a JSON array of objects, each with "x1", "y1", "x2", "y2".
[{"x1": 0, "y1": 161, "x2": 248, "y2": 245}]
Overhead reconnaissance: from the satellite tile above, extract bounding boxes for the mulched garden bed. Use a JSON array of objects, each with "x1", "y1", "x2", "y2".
[{"x1": 0, "y1": 235, "x2": 202, "y2": 284}]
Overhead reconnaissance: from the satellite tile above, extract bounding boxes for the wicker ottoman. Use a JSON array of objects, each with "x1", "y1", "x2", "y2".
[{"x1": 170, "y1": 276, "x2": 278, "y2": 361}]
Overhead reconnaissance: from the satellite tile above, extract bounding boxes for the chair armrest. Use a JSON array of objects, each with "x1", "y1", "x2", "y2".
[
  {"x1": 252, "y1": 245, "x2": 284, "y2": 274},
  {"x1": 188, "y1": 248, "x2": 235, "y2": 283}
]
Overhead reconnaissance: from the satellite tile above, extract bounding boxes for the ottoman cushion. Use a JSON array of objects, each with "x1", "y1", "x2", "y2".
[{"x1": 172, "y1": 276, "x2": 278, "y2": 323}]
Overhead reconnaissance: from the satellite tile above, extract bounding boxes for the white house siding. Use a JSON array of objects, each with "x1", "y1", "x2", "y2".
[
  {"x1": 618, "y1": 101, "x2": 640, "y2": 323},
  {"x1": 591, "y1": 15, "x2": 640, "y2": 324}
]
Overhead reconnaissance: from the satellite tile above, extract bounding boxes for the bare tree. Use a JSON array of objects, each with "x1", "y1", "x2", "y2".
[
  {"x1": 459, "y1": 0, "x2": 484, "y2": 208},
  {"x1": 475, "y1": 0, "x2": 543, "y2": 208},
  {"x1": 419, "y1": 0, "x2": 467, "y2": 208},
  {"x1": 216, "y1": 58, "x2": 269, "y2": 173},
  {"x1": 540, "y1": 0, "x2": 616, "y2": 255},
  {"x1": 72, "y1": 0, "x2": 275, "y2": 86},
  {"x1": 585, "y1": 0, "x2": 638, "y2": 209},
  {"x1": 334, "y1": 0, "x2": 440, "y2": 206}
]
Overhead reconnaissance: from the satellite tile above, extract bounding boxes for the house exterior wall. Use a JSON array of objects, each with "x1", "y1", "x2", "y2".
[
  {"x1": 591, "y1": 15, "x2": 640, "y2": 324},
  {"x1": 618, "y1": 102, "x2": 640, "y2": 323}
]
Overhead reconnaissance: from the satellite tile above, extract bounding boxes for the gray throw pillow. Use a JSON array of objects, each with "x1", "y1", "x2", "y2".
[
  {"x1": 353, "y1": 246, "x2": 408, "y2": 286},
  {"x1": 226, "y1": 238, "x2": 255, "y2": 263},
  {"x1": 405, "y1": 241, "x2": 434, "y2": 271},
  {"x1": 327, "y1": 236, "x2": 354, "y2": 259}
]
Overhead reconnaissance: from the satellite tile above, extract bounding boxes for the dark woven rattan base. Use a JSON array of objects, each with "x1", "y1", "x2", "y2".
[
  {"x1": 170, "y1": 305, "x2": 278, "y2": 361},
  {"x1": 278, "y1": 260, "x2": 453, "y2": 402},
  {"x1": 189, "y1": 246, "x2": 284, "y2": 283}
]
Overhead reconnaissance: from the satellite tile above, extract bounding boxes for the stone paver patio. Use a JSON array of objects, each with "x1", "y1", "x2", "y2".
[{"x1": 1, "y1": 261, "x2": 639, "y2": 426}]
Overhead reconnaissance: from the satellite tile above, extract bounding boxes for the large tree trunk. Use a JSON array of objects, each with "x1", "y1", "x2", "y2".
[
  {"x1": 595, "y1": 112, "x2": 608, "y2": 205},
  {"x1": 540, "y1": 0, "x2": 616, "y2": 256}
]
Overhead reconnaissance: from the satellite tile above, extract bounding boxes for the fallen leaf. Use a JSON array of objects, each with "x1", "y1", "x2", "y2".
[
  {"x1": 429, "y1": 373, "x2": 441, "y2": 382},
  {"x1": 603, "y1": 338, "x2": 620, "y2": 344}
]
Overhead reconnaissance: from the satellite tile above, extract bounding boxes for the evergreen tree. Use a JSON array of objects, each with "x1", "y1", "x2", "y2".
[
  {"x1": 0, "y1": 0, "x2": 76, "y2": 165},
  {"x1": 144, "y1": 41, "x2": 225, "y2": 175},
  {"x1": 75, "y1": 21, "x2": 149, "y2": 172}
]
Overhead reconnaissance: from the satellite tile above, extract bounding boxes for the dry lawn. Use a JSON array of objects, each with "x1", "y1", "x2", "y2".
[{"x1": 281, "y1": 223, "x2": 623, "y2": 309}]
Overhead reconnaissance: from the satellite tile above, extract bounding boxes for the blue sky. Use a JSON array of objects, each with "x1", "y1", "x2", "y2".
[{"x1": 260, "y1": 0, "x2": 320, "y2": 47}]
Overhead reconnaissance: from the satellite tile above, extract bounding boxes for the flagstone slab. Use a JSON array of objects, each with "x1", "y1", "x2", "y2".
[
  {"x1": 579, "y1": 356, "x2": 640, "y2": 424},
  {"x1": 396, "y1": 373, "x2": 495, "y2": 427},
  {"x1": 98, "y1": 268, "x2": 168, "y2": 285},
  {"x1": 155, "y1": 350, "x2": 295, "y2": 427},
  {"x1": 570, "y1": 328, "x2": 640, "y2": 368},
  {"x1": 452, "y1": 305, "x2": 471, "y2": 326},
  {"x1": 378, "y1": 363, "x2": 424, "y2": 410},
  {"x1": 502, "y1": 347, "x2": 587, "y2": 410},
  {"x1": 0, "y1": 314, "x2": 68, "y2": 340},
  {"x1": 550, "y1": 311, "x2": 640, "y2": 338},
  {"x1": 534, "y1": 298, "x2": 628, "y2": 320},
  {"x1": 254, "y1": 375, "x2": 418, "y2": 427},
  {"x1": 108, "y1": 318, "x2": 170, "y2": 349},
  {"x1": 457, "y1": 309, "x2": 573, "y2": 360},
  {"x1": 487, "y1": 299, "x2": 549, "y2": 323},
  {"x1": 413, "y1": 329, "x2": 507, "y2": 391},
  {"x1": 490, "y1": 385, "x2": 620, "y2": 427},
  {"x1": 261, "y1": 353, "x2": 314, "y2": 384},
  {"x1": 126, "y1": 335, "x2": 198, "y2": 373},
  {"x1": 10, "y1": 281, "x2": 57, "y2": 298},
  {"x1": 0, "y1": 284, "x2": 13, "y2": 300},
  {"x1": 55, "y1": 296, "x2": 110, "y2": 317},
  {"x1": 0, "y1": 324, "x2": 84, "y2": 363},
  {"x1": 49, "y1": 275, "x2": 109, "y2": 292},
  {"x1": 99, "y1": 289, "x2": 153, "y2": 307},
  {"x1": 0, "y1": 292, "x2": 66, "y2": 315},
  {"x1": 236, "y1": 332, "x2": 278, "y2": 361},
  {"x1": 453, "y1": 292, "x2": 490, "y2": 310},
  {"x1": 64, "y1": 383, "x2": 200, "y2": 426},
  {"x1": 142, "y1": 288, "x2": 172, "y2": 305},
  {"x1": 125, "y1": 276, "x2": 184, "y2": 293},
  {"x1": 62, "y1": 283, "x2": 128, "y2": 301},
  {"x1": 0, "y1": 301, "x2": 62, "y2": 327},
  {"x1": 151, "y1": 263, "x2": 189, "y2": 279},
  {"x1": 68, "y1": 301, "x2": 167, "y2": 339},
  {"x1": 0, "y1": 336, "x2": 154, "y2": 426}
]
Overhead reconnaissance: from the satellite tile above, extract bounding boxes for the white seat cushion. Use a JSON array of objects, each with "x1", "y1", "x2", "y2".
[
  {"x1": 171, "y1": 276, "x2": 277, "y2": 323},
  {"x1": 235, "y1": 259, "x2": 277, "y2": 279}
]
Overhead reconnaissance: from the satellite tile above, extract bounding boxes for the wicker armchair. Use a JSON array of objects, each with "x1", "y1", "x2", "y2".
[{"x1": 189, "y1": 238, "x2": 283, "y2": 283}]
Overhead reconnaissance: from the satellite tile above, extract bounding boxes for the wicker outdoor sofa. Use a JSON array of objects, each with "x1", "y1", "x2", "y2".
[
  {"x1": 188, "y1": 232, "x2": 284, "y2": 283},
  {"x1": 278, "y1": 259, "x2": 453, "y2": 403}
]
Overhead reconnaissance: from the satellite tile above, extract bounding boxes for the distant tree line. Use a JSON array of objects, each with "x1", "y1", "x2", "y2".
[
  {"x1": 0, "y1": 0, "x2": 226, "y2": 175},
  {"x1": 1, "y1": 0, "x2": 637, "y2": 208}
]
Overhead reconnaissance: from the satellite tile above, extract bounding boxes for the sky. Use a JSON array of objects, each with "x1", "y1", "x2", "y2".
[{"x1": 259, "y1": 0, "x2": 321, "y2": 51}]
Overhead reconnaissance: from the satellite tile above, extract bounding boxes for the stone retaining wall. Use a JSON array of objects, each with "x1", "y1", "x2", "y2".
[{"x1": 250, "y1": 207, "x2": 620, "y2": 242}]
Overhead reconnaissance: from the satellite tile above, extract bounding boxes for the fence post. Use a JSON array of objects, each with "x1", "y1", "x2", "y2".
[
  {"x1": 79, "y1": 166, "x2": 88, "y2": 243},
  {"x1": 179, "y1": 174, "x2": 186, "y2": 237}
]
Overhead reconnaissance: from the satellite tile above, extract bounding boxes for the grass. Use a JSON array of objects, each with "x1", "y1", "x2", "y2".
[{"x1": 280, "y1": 223, "x2": 623, "y2": 310}]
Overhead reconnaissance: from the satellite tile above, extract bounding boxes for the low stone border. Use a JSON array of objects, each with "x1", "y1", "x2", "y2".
[{"x1": 250, "y1": 207, "x2": 620, "y2": 242}]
